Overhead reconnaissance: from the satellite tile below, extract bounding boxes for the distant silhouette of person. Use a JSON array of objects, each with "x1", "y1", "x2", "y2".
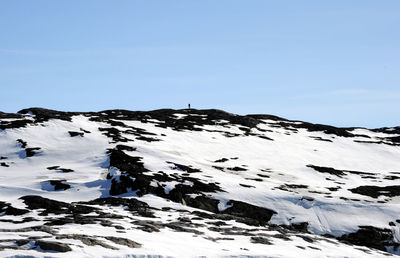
[{"x1": 188, "y1": 103, "x2": 191, "y2": 109}]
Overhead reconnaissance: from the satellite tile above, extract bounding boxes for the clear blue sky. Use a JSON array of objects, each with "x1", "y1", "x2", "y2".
[{"x1": 1, "y1": 1, "x2": 399, "y2": 128}]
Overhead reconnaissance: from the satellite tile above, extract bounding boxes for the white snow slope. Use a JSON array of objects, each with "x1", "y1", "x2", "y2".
[{"x1": 0, "y1": 108, "x2": 399, "y2": 258}]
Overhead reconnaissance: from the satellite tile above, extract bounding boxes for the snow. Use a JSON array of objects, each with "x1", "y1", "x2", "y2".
[{"x1": 0, "y1": 111, "x2": 399, "y2": 257}]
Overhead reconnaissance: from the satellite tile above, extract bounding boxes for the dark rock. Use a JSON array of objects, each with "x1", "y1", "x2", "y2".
[
  {"x1": 99, "y1": 127, "x2": 130, "y2": 143},
  {"x1": 16, "y1": 139, "x2": 27, "y2": 148},
  {"x1": 104, "y1": 236, "x2": 141, "y2": 248},
  {"x1": 25, "y1": 147, "x2": 41, "y2": 157},
  {"x1": 223, "y1": 200, "x2": 277, "y2": 226},
  {"x1": 214, "y1": 158, "x2": 229, "y2": 163},
  {"x1": 57, "y1": 234, "x2": 117, "y2": 249},
  {"x1": 250, "y1": 236, "x2": 272, "y2": 245},
  {"x1": 68, "y1": 131, "x2": 84, "y2": 137},
  {"x1": 168, "y1": 162, "x2": 202, "y2": 173},
  {"x1": 349, "y1": 185, "x2": 400, "y2": 198},
  {"x1": 85, "y1": 197, "x2": 154, "y2": 217},
  {"x1": 115, "y1": 144, "x2": 136, "y2": 152},
  {"x1": 19, "y1": 195, "x2": 94, "y2": 216},
  {"x1": 338, "y1": 226, "x2": 394, "y2": 251},
  {"x1": 15, "y1": 240, "x2": 30, "y2": 246},
  {"x1": 46, "y1": 166, "x2": 74, "y2": 173},
  {"x1": 49, "y1": 180, "x2": 71, "y2": 191},
  {"x1": 309, "y1": 136, "x2": 333, "y2": 142},
  {"x1": 0, "y1": 201, "x2": 29, "y2": 216},
  {"x1": 184, "y1": 196, "x2": 220, "y2": 213},
  {"x1": 80, "y1": 128, "x2": 91, "y2": 133},
  {"x1": 136, "y1": 136, "x2": 160, "y2": 142},
  {"x1": 35, "y1": 240, "x2": 72, "y2": 252},
  {"x1": 384, "y1": 176, "x2": 400, "y2": 180},
  {"x1": 227, "y1": 166, "x2": 247, "y2": 172},
  {"x1": 284, "y1": 184, "x2": 308, "y2": 189},
  {"x1": 239, "y1": 184, "x2": 255, "y2": 188},
  {"x1": 307, "y1": 165, "x2": 346, "y2": 177}
]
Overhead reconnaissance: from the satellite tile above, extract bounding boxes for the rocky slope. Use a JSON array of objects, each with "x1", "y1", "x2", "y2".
[{"x1": 0, "y1": 108, "x2": 399, "y2": 257}]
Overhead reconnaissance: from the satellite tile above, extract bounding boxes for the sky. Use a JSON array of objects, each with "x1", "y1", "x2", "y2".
[{"x1": 0, "y1": 1, "x2": 399, "y2": 128}]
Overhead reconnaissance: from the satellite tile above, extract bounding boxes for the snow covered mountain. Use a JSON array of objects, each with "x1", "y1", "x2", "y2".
[{"x1": 0, "y1": 107, "x2": 399, "y2": 257}]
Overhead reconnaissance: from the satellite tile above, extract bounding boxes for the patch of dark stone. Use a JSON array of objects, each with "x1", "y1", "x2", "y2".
[
  {"x1": 214, "y1": 158, "x2": 229, "y2": 163},
  {"x1": 115, "y1": 144, "x2": 137, "y2": 152},
  {"x1": 135, "y1": 136, "x2": 160, "y2": 142},
  {"x1": 48, "y1": 180, "x2": 71, "y2": 191},
  {"x1": 239, "y1": 183, "x2": 255, "y2": 188},
  {"x1": 16, "y1": 139, "x2": 28, "y2": 148},
  {"x1": 384, "y1": 176, "x2": 400, "y2": 180},
  {"x1": 84, "y1": 197, "x2": 155, "y2": 218},
  {"x1": 19, "y1": 195, "x2": 96, "y2": 216},
  {"x1": 0, "y1": 162, "x2": 9, "y2": 167},
  {"x1": 167, "y1": 162, "x2": 202, "y2": 173},
  {"x1": 35, "y1": 240, "x2": 72, "y2": 252},
  {"x1": 212, "y1": 166, "x2": 225, "y2": 171},
  {"x1": 227, "y1": 166, "x2": 247, "y2": 172},
  {"x1": 204, "y1": 237, "x2": 235, "y2": 242},
  {"x1": 0, "y1": 156, "x2": 7, "y2": 159},
  {"x1": 99, "y1": 127, "x2": 130, "y2": 143},
  {"x1": 276, "y1": 184, "x2": 308, "y2": 192},
  {"x1": 164, "y1": 221, "x2": 204, "y2": 235},
  {"x1": 257, "y1": 135, "x2": 274, "y2": 141},
  {"x1": 250, "y1": 236, "x2": 272, "y2": 245},
  {"x1": 349, "y1": 185, "x2": 400, "y2": 198},
  {"x1": 339, "y1": 197, "x2": 361, "y2": 202},
  {"x1": 80, "y1": 128, "x2": 91, "y2": 133},
  {"x1": 68, "y1": 131, "x2": 84, "y2": 137},
  {"x1": 285, "y1": 184, "x2": 308, "y2": 189},
  {"x1": 47, "y1": 166, "x2": 74, "y2": 173},
  {"x1": 223, "y1": 200, "x2": 277, "y2": 226},
  {"x1": 245, "y1": 178, "x2": 263, "y2": 182},
  {"x1": 280, "y1": 222, "x2": 310, "y2": 233},
  {"x1": 125, "y1": 126, "x2": 158, "y2": 137},
  {"x1": 338, "y1": 226, "x2": 397, "y2": 252},
  {"x1": 307, "y1": 165, "x2": 379, "y2": 179},
  {"x1": 309, "y1": 136, "x2": 333, "y2": 142},
  {"x1": 25, "y1": 147, "x2": 41, "y2": 157},
  {"x1": 104, "y1": 236, "x2": 142, "y2": 248},
  {"x1": 0, "y1": 201, "x2": 29, "y2": 216},
  {"x1": 326, "y1": 186, "x2": 341, "y2": 192},
  {"x1": 56, "y1": 234, "x2": 117, "y2": 250},
  {"x1": 307, "y1": 165, "x2": 346, "y2": 178},
  {"x1": 16, "y1": 139, "x2": 41, "y2": 157},
  {"x1": 257, "y1": 174, "x2": 270, "y2": 178}
]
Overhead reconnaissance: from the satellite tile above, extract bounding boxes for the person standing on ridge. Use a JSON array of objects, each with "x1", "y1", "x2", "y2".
[{"x1": 188, "y1": 104, "x2": 191, "y2": 109}]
